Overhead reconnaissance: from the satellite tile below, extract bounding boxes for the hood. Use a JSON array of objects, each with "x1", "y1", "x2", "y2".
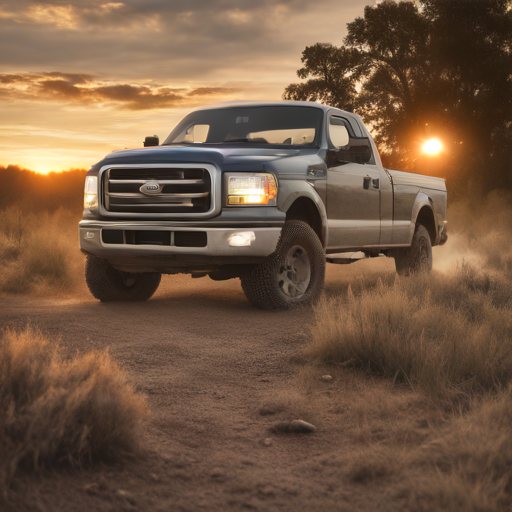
[
  {"x1": 387, "y1": 169, "x2": 446, "y2": 191},
  {"x1": 94, "y1": 144, "x2": 317, "y2": 170}
]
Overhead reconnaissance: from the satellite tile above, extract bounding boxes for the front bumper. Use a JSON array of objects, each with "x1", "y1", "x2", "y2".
[{"x1": 79, "y1": 220, "x2": 282, "y2": 260}]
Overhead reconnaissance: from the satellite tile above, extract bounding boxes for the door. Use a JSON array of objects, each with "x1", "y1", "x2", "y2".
[{"x1": 326, "y1": 117, "x2": 381, "y2": 249}]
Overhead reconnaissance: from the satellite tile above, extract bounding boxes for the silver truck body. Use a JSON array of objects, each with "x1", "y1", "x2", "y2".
[{"x1": 79, "y1": 101, "x2": 447, "y2": 275}]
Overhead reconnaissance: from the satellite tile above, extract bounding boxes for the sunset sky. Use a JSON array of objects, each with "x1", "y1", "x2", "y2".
[{"x1": 1, "y1": 0, "x2": 376, "y2": 173}]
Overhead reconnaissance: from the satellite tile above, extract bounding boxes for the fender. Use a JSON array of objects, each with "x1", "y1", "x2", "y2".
[
  {"x1": 410, "y1": 192, "x2": 436, "y2": 244},
  {"x1": 278, "y1": 179, "x2": 328, "y2": 247}
]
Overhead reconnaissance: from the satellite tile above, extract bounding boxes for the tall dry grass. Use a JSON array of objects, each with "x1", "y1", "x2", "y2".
[
  {"x1": 0, "y1": 327, "x2": 147, "y2": 491},
  {"x1": 406, "y1": 389, "x2": 512, "y2": 511},
  {"x1": 0, "y1": 206, "x2": 85, "y2": 295},
  {"x1": 307, "y1": 263, "x2": 512, "y2": 399}
]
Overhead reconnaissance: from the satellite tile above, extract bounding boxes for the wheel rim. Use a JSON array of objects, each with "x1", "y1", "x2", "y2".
[
  {"x1": 277, "y1": 245, "x2": 311, "y2": 298},
  {"x1": 121, "y1": 271, "x2": 137, "y2": 287}
]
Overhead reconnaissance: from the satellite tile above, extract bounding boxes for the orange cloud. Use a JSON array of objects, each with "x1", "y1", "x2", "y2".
[{"x1": 0, "y1": 72, "x2": 241, "y2": 110}]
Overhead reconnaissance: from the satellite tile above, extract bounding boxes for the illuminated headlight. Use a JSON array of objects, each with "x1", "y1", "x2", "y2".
[
  {"x1": 84, "y1": 176, "x2": 98, "y2": 212},
  {"x1": 226, "y1": 173, "x2": 277, "y2": 206}
]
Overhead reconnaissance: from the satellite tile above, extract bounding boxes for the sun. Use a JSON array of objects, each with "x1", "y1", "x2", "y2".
[{"x1": 423, "y1": 138, "x2": 443, "y2": 155}]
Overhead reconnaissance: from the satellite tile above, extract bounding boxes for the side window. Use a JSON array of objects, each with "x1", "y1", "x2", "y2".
[{"x1": 329, "y1": 117, "x2": 350, "y2": 148}]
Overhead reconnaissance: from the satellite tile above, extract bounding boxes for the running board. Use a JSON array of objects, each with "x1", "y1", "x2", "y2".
[{"x1": 326, "y1": 251, "x2": 386, "y2": 265}]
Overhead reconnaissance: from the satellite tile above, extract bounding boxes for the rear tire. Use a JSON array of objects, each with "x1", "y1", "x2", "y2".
[
  {"x1": 393, "y1": 225, "x2": 432, "y2": 276},
  {"x1": 85, "y1": 255, "x2": 161, "y2": 302},
  {"x1": 241, "y1": 221, "x2": 325, "y2": 311}
]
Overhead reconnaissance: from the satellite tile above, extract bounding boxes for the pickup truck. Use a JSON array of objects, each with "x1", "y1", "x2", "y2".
[{"x1": 79, "y1": 101, "x2": 447, "y2": 310}]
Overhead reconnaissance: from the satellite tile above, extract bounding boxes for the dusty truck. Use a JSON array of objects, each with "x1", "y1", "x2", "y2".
[{"x1": 79, "y1": 101, "x2": 447, "y2": 310}]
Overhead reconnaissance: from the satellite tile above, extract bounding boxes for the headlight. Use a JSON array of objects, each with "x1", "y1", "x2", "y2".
[
  {"x1": 84, "y1": 176, "x2": 98, "y2": 212},
  {"x1": 226, "y1": 173, "x2": 277, "y2": 206}
]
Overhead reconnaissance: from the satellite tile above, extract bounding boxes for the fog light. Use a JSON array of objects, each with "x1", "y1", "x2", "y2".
[
  {"x1": 85, "y1": 231, "x2": 95, "y2": 239},
  {"x1": 228, "y1": 231, "x2": 255, "y2": 247}
]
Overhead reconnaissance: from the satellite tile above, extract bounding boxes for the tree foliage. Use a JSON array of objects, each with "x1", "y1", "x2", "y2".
[
  {"x1": 283, "y1": 43, "x2": 362, "y2": 111},
  {"x1": 284, "y1": 0, "x2": 512, "y2": 193}
]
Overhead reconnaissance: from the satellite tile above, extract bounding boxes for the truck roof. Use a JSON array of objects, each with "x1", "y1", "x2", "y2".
[{"x1": 193, "y1": 100, "x2": 357, "y2": 119}]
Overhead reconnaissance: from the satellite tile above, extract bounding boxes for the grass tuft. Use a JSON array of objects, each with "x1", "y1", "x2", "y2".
[
  {"x1": 0, "y1": 208, "x2": 85, "y2": 295},
  {"x1": 0, "y1": 327, "x2": 148, "y2": 490},
  {"x1": 306, "y1": 263, "x2": 512, "y2": 399}
]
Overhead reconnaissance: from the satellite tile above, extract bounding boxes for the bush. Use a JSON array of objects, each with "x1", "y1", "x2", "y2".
[
  {"x1": 306, "y1": 263, "x2": 512, "y2": 399},
  {"x1": 0, "y1": 208, "x2": 85, "y2": 295},
  {"x1": 0, "y1": 327, "x2": 148, "y2": 490}
]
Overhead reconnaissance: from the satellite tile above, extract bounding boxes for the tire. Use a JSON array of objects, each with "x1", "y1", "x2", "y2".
[
  {"x1": 393, "y1": 225, "x2": 432, "y2": 276},
  {"x1": 241, "y1": 221, "x2": 325, "y2": 311},
  {"x1": 85, "y1": 255, "x2": 161, "y2": 302}
]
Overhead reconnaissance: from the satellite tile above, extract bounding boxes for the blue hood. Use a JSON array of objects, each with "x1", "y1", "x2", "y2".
[{"x1": 90, "y1": 144, "x2": 318, "y2": 172}]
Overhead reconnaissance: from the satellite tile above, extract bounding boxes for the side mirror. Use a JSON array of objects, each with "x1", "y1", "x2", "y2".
[
  {"x1": 329, "y1": 137, "x2": 372, "y2": 165},
  {"x1": 144, "y1": 135, "x2": 159, "y2": 147}
]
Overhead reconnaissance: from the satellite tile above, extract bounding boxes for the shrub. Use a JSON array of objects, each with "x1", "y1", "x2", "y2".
[
  {"x1": 306, "y1": 264, "x2": 512, "y2": 398},
  {"x1": 0, "y1": 327, "x2": 148, "y2": 490},
  {"x1": 0, "y1": 208, "x2": 85, "y2": 295}
]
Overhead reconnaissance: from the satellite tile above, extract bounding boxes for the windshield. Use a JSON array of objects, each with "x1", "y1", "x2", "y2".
[{"x1": 163, "y1": 106, "x2": 323, "y2": 146}]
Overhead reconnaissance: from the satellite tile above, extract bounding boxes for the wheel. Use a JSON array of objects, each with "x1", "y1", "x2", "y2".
[
  {"x1": 393, "y1": 225, "x2": 432, "y2": 276},
  {"x1": 241, "y1": 221, "x2": 325, "y2": 311},
  {"x1": 85, "y1": 255, "x2": 161, "y2": 302}
]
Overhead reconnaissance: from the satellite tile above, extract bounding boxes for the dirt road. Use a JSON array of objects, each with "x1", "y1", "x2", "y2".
[{"x1": 1, "y1": 260, "x2": 419, "y2": 512}]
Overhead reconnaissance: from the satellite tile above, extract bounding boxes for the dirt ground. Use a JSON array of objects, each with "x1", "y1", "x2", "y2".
[{"x1": 0, "y1": 259, "x2": 433, "y2": 512}]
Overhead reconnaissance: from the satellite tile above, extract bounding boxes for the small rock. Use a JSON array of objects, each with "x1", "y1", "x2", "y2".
[
  {"x1": 263, "y1": 437, "x2": 273, "y2": 446},
  {"x1": 150, "y1": 472, "x2": 159, "y2": 482},
  {"x1": 271, "y1": 419, "x2": 317, "y2": 434},
  {"x1": 321, "y1": 375, "x2": 333, "y2": 382},
  {"x1": 289, "y1": 419, "x2": 317, "y2": 433},
  {"x1": 116, "y1": 489, "x2": 137, "y2": 505}
]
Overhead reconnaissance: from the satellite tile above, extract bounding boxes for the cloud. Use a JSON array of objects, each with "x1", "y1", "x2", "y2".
[
  {"x1": 0, "y1": 72, "x2": 241, "y2": 110},
  {"x1": 188, "y1": 87, "x2": 238, "y2": 97},
  {"x1": 43, "y1": 72, "x2": 94, "y2": 85},
  {"x1": 0, "y1": 0, "x2": 371, "y2": 85}
]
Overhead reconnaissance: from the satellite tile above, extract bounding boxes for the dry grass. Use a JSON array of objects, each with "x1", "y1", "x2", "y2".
[
  {"x1": 405, "y1": 389, "x2": 512, "y2": 511},
  {"x1": 0, "y1": 206, "x2": 85, "y2": 295},
  {"x1": 304, "y1": 193, "x2": 512, "y2": 511},
  {"x1": 307, "y1": 263, "x2": 512, "y2": 399},
  {"x1": 0, "y1": 327, "x2": 148, "y2": 491}
]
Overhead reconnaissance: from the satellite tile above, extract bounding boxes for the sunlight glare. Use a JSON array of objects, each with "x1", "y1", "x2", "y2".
[{"x1": 423, "y1": 138, "x2": 443, "y2": 155}]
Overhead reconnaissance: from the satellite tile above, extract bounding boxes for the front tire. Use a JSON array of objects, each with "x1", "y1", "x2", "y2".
[
  {"x1": 85, "y1": 255, "x2": 161, "y2": 302},
  {"x1": 393, "y1": 225, "x2": 433, "y2": 276},
  {"x1": 241, "y1": 221, "x2": 325, "y2": 311}
]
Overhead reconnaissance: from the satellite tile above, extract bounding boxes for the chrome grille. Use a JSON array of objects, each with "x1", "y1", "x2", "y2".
[{"x1": 104, "y1": 167, "x2": 212, "y2": 214}]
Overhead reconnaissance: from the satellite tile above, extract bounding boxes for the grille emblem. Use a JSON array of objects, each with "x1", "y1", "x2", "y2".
[{"x1": 140, "y1": 181, "x2": 162, "y2": 195}]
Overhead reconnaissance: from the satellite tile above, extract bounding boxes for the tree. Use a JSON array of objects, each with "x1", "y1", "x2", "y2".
[
  {"x1": 345, "y1": 0, "x2": 430, "y2": 169},
  {"x1": 283, "y1": 43, "x2": 362, "y2": 112},
  {"x1": 421, "y1": 0, "x2": 512, "y2": 189},
  {"x1": 283, "y1": 0, "x2": 512, "y2": 193}
]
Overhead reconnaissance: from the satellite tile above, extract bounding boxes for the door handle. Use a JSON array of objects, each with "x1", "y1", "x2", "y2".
[
  {"x1": 363, "y1": 176, "x2": 371, "y2": 189},
  {"x1": 372, "y1": 178, "x2": 380, "y2": 189}
]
